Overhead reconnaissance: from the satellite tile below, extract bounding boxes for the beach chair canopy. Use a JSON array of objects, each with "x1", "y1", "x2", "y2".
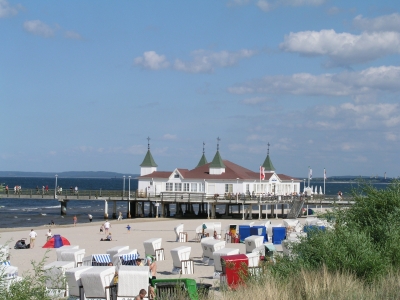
[
  {"x1": 92, "y1": 254, "x2": 111, "y2": 266},
  {"x1": 120, "y1": 253, "x2": 139, "y2": 265},
  {"x1": 42, "y1": 234, "x2": 71, "y2": 248}
]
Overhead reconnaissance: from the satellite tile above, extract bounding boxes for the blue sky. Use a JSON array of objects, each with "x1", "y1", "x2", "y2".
[{"x1": 1, "y1": 0, "x2": 400, "y2": 178}]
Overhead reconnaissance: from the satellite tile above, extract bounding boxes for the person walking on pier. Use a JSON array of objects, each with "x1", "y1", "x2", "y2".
[
  {"x1": 118, "y1": 211, "x2": 123, "y2": 221},
  {"x1": 73, "y1": 215, "x2": 77, "y2": 226}
]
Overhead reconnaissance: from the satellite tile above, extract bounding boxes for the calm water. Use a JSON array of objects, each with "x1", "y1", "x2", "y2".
[{"x1": 0, "y1": 177, "x2": 390, "y2": 228}]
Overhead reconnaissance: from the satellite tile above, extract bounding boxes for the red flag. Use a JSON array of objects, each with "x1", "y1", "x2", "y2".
[{"x1": 260, "y1": 166, "x2": 265, "y2": 180}]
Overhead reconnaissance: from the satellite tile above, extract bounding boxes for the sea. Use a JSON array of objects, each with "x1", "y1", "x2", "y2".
[{"x1": 0, "y1": 177, "x2": 391, "y2": 229}]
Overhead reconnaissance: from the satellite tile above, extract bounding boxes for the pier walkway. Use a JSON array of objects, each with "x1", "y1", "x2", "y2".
[{"x1": 1, "y1": 189, "x2": 352, "y2": 220}]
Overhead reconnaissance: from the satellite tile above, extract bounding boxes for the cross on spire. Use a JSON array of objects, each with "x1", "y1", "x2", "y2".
[
  {"x1": 267, "y1": 142, "x2": 270, "y2": 155},
  {"x1": 217, "y1": 137, "x2": 221, "y2": 151},
  {"x1": 203, "y1": 142, "x2": 205, "y2": 154},
  {"x1": 147, "y1": 136, "x2": 151, "y2": 150}
]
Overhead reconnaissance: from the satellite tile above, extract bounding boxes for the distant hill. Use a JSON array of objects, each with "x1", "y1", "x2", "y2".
[
  {"x1": 0, "y1": 171, "x2": 139, "y2": 178},
  {"x1": 312, "y1": 176, "x2": 395, "y2": 183}
]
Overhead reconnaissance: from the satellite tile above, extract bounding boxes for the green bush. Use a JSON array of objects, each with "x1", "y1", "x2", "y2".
[{"x1": 270, "y1": 180, "x2": 400, "y2": 283}]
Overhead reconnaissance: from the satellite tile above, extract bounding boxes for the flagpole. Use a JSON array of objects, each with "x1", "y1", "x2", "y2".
[
  {"x1": 324, "y1": 168, "x2": 326, "y2": 195},
  {"x1": 308, "y1": 166, "x2": 310, "y2": 188}
]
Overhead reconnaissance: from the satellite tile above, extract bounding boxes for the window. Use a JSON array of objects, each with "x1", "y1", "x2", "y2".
[
  {"x1": 191, "y1": 183, "x2": 197, "y2": 192},
  {"x1": 174, "y1": 173, "x2": 180, "y2": 178},
  {"x1": 225, "y1": 184, "x2": 233, "y2": 193},
  {"x1": 183, "y1": 183, "x2": 190, "y2": 192},
  {"x1": 246, "y1": 184, "x2": 249, "y2": 194},
  {"x1": 175, "y1": 183, "x2": 182, "y2": 191},
  {"x1": 200, "y1": 183, "x2": 204, "y2": 192},
  {"x1": 166, "y1": 183, "x2": 173, "y2": 191}
]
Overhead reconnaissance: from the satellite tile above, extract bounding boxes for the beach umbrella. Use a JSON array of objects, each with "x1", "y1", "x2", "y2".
[
  {"x1": 319, "y1": 186, "x2": 323, "y2": 194},
  {"x1": 42, "y1": 234, "x2": 71, "y2": 248},
  {"x1": 315, "y1": 186, "x2": 318, "y2": 194}
]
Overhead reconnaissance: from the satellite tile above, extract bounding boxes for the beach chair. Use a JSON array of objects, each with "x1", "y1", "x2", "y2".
[
  {"x1": 65, "y1": 266, "x2": 93, "y2": 299},
  {"x1": 43, "y1": 260, "x2": 75, "y2": 297},
  {"x1": 60, "y1": 249, "x2": 85, "y2": 267},
  {"x1": 143, "y1": 238, "x2": 164, "y2": 261},
  {"x1": 112, "y1": 249, "x2": 139, "y2": 268},
  {"x1": 245, "y1": 236, "x2": 264, "y2": 253},
  {"x1": 80, "y1": 266, "x2": 115, "y2": 299},
  {"x1": 82, "y1": 254, "x2": 111, "y2": 266},
  {"x1": 213, "y1": 248, "x2": 240, "y2": 278},
  {"x1": 171, "y1": 246, "x2": 193, "y2": 275},
  {"x1": 117, "y1": 266, "x2": 149, "y2": 299},
  {"x1": 201, "y1": 239, "x2": 226, "y2": 265},
  {"x1": 106, "y1": 246, "x2": 129, "y2": 258},
  {"x1": 174, "y1": 223, "x2": 184, "y2": 242},
  {"x1": 56, "y1": 245, "x2": 79, "y2": 261},
  {"x1": 2, "y1": 264, "x2": 21, "y2": 291}
]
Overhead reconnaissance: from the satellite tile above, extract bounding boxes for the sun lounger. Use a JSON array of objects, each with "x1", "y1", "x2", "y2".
[
  {"x1": 112, "y1": 249, "x2": 139, "y2": 267},
  {"x1": 65, "y1": 266, "x2": 93, "y2": 298},
  {"x1": 144, "y1": 238, "x2": 164, "y2": 261},
  {"x1": 56, "y1": 245, "x2": 79, "y2": 261},
  {"x1": 80, "y1": 266, "x2": 115, "y2": 299},
  {"x1": 60, "y1": 249, "x2": 85, "y2": 267},
  {"x1": 245, "y1": 236, "x2": 264, "y2": 253},
  {"x1": 82, "y1": 254, "x2": 111, "y2": 266},
  {"x1": 201, "y1": 239, "x2": 226, "y2": 265},
  {"x1": 106, "y1": 245, "x2": 129, "y2": 258},
  {"x1": 171, "y1": 246, "x2": 193, "y2": 274},
  {"x1": 117, "y1": 266, "x2": 149, "y2": 298}
]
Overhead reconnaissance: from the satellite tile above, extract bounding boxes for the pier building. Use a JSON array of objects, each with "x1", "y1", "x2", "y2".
[{"x1": 137, "y1": 139, "x2": 301, "y2": 198}]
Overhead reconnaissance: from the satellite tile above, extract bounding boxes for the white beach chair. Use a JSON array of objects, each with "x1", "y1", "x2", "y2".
[
  {"x1": 80, "y1": 266, "x2": 115, "y2": 299},
  {"x1": 201, "y1": 239, "x2": 226, "y2": 265},
  {"x1": 171, "y1": 246, "x2": 193, "y2": 274},
  {"x1": 60, "y1": 249, "x2": 86, "y2": 267},
  {"x1": 106, "y1": 245, "x2": 129, "y2": 259},
  {"x1": 245, "y1": 236, "x2": 264, "y2": 253},
  {"x1": 117, "y1": 266, "x2": 149, "y2": 299},
  {"x1": 112, "y1": 249, "x2": 139, "y2": 268},
  {"x1": 43, "y1": 260, "x2": 76, "y2": 297},
  {"x1": 213, "y1": 248, "x2": 240, "y2": 277},
  {"x1": 143, "y1": 238, "x2": 164, "y2": 261},
  {"x1": 2, "y1": 264, "x2": 21, "y2": 291},
  {"x1": 82, "y1": 254, "x2": 111, "y2": 266},
  {"x1": 56, "y1": 245, "x2": 79, "y2": 261},
  {"x1": 174, "y1": 223, "x2": 184, "y2": 242},
  {"x1": 65, "y1": 266, "x2": 93, "y2": 299}
]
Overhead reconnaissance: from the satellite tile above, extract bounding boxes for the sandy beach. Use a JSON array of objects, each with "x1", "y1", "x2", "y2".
[{"x1": 0, "y1": 216, "x2": 315, "y2": 293}]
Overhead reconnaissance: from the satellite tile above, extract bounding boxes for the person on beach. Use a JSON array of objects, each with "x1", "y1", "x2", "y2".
[
  {"x1": 146, "y1": 256, "x2": 157, "y2": 282},
  {"x1": 135, "y1": 289, "x2": 147, "y2": 300},
  {"x1": 118, "y1": 211, "x2": 122, "y2": 221},
  {"x1": 101, "y1": 232, "x2": 112, "y2": 241},
  {"x1": 88, "y1": 214, "x2": 93, "y2": 222},
  {"x1": 29, "y1": 229, "x2": 37, "y2": 249},
  {"x1": 104, "y1": 220, "x2": 111, "y2": 234},
  {"x1": 45, "y1": 229, "x2": 52, "y2": 241},
  {"x1": 136, "y1": 258, "x2": 143, "y2": 266},
  {"x1": 5, "y1": 185, "x2": 8, "y2": 195},
  {"x1": 100, "y1": 225, "x2": 104, "y2": 233},
  {"x1": 73, "y1": 215, "x2": 77, "y2": 226},
  {"x1": 126, "y1": 224, "x2": 131, "y2": 233}
]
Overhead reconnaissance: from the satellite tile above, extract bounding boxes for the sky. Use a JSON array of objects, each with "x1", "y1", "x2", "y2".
[{"x1": 1, "y1": 0, "x2": 400, "y2": 179}]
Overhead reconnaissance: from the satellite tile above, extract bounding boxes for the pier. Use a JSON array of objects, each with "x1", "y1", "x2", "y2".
[{"x1": 1, "y1": 188, "x2": 352, "y2": 220}]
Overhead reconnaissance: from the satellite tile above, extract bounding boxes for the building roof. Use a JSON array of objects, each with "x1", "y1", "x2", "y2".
[
  {"x1": 138, "y1": 160, "x2": 299, "y2": 182},
  {"x1": 196, "y1": 153, "x2": 208, "y2": 168},
  {"x1": 209, "y1": 150, "x2": 225, "y2": 168},
  {"x1": 140, "y1": 150, "x2": 158, "y2": 167},
  {"x1": 262, "y1": 154, "x2": 275, "y2": 172}
]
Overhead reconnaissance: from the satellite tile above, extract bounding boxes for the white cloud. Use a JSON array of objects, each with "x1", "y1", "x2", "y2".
[
  {"x1": 162, "y1": 134, "x2": 177, "y2": 140},
  {"x1": 242, "y1": 96, "x2": 269, "y2": 104},
  {"x1": 228, "y1": 65, "x2": 400, "y2": 96},
  {"x1": 257, "y1": 0, "x2": 272, "y2": 12},
  {"x1": 327, "y1": 6, "x2": 341, "y2": 15},
  {"x1": 134, "y1": 51, "x2": 170, "y2": 70},
  {"x1": 23, "y1": 20, "x2": 55, "y2": 38},
  {"x1": 354, "y1": 13, "x2": 400, "y2": 32},
  {"x1": 64, "y1": 30, "x2": 83, "y2": 40},
  {"x1": 174, "y1": 49, "x2": 256, "y2": 73},
  {"x1": 280, "y1": 29, "x2": 400, "y2": 66},
  {"x1": 0, "y1": 0, "x2": 20, "y2": 18},
  {"x1": 385, "y1": 132, "x2": 398, "y2": 141}
]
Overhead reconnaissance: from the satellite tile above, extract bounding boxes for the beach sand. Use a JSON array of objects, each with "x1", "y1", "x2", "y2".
[{"x1": 0, "y1": 216, "x2": 319, "y2": 292}]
